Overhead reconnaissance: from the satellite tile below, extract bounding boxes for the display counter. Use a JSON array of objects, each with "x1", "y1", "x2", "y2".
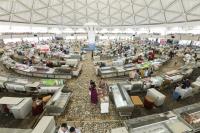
[
  {"x1": 4, "y1": 78, "x2": 29, "y2": 92},
  {"x1": 62, "y1": 53, "x2": 83, "y2": 61},
  {"x1": 98, "y1": 67, "x2": 117, "y2": 78},
  {"x1": 125, "y1": 111, "x2": 192, "y2": 133},
  {"x1": 0, "y1": 116, "x2": 57, "y2": 133},
  {"x1": 0, "y1": 97, "x2": 33, "y2": 119},
  {"x1": 173, "y1": 102, "x2": 200, "y2": 132},
  {"x1": 31, "y1": 116, "x2": 56, "y2": 133},
  {"x1": 109, "y1": 84, "x2": 134, "y2": 116},
  {"x1": 45, "y1": 89, "x2": 72, "y2": 116},
  {"x1": 164, "y1": 66, "x2": 194, "y2": 83},
  {"x1": 0, "y1": 76, "x2": 65, "y2": 94},
  {"x1": 1, "y1": 54, "x2": 82, "y2": 79},
  {"x1": 97, "y1": 57, "x2": 168, "y2": 78},
  {"x1": 10, "y1": 97, "x2": 33, "y2": 119},
  {"x1": 98, "y1": 64, "x2": 135, "y2": 78},
  {"x1": 119, "y1": 81, "x2": 144, "y2": 93},
  {"x1": 14, "y1": 68, "x2": 72, "y2": 79}
]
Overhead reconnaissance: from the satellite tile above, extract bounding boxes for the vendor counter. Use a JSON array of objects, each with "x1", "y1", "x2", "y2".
[
  {"x1": 121, "y1": 102, "x2": 200, "y2": 133},
  {"x1": 0, "y1": 76, "x2": 66, "y2": 94},
  {"x1": 174, "y1": 102, "x2": 200, "y2": 132},
  {"x1": 97, "y1": 64, "x2": 136, "y2": 78},
  {"x1": 14, "y1": 68, "x2": 72, "y2": 79},
  {"x1": 124, "y1": 111, "x2": 192, "y2": 133},
  {"x1": 97, "y1": 57, "x2": 169, "y2": 78},
  {"x1": 32, "y1": 116, "x2": 56, "y2": 133},
  {"x1": 108, "y1": 63, "x2": 195, "y2": 93},
  {"x1": 45, "y1": 89, "x2": 72, "y2": 116},
  {"x1": 0, "y1": 97, "x2": 32, "y2": 119},
  {"x1": 0, "y1": 116, "x2": 57, "y2": 133},
  {"x1": 0, "y1": 114, "x2": 75, "y2": 133},
  {"x1": 1, "y1": 54, "x2": 82, "y2": 79},
  {"x1": 109, "y1": 84, "x2": 134, "y2": 116}
]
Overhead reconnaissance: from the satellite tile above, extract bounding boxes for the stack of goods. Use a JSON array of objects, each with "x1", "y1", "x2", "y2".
[
  {"x1": 15, "y1": 63, "x2": 29, "y2": 71},
  {"x1": 143, "y1": 78, "x2": 152, "y2": 90},
  {"x1": 34, "y1": 66, "x2": 49, "y2": 72},
  {"x1": 1, "y1": 55, "x2": 16, "y2": 69},
  {"x1": 182, "y1": 111, "x2": 200, "y2": 130},
  {"x1": 165, "y1": 74, "x2": 184, "y2": 83},
  {"x1": 136, "y1": 62, "x2": 151, "y2": 69},
  {"x1": 55, "y1": 67, "x2": 72, "y2": 74},
  {"x1": 150, "y1": 76, "x2": 164, "y2": 87},
  {"x1": 112, "y1": 59, "x2": 124, "y2": 66},
  {"x1": 184, "y1": 54, "x2": 194, "y2": 64},
  {"x1": 36, "y1": 45, "x2": 50, "y2": 53},
  {"x1": 151, "y1": 57, "x2": 168, "y2": 70},
  {"x1": 42, "y1": 95, "x2": 51, "y2": 103},
  {"x1": 192, "y1": 76, "x2": 200, "y2": 94}
]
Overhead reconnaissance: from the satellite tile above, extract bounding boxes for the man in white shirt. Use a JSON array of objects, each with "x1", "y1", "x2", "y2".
[
  {"x1": 69, "y1": 127, "x2": 81, "y2": 133},
  {"x1": 58, "y1": 123, "x2": 69, "y2": 133}
]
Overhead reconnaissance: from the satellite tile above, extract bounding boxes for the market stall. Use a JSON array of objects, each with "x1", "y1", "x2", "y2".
[
  {"x1": 109, "y1": 84, "x2": 134, "y2": 116},
  {"x1": 173, "y1": 102, "x2": 200, "y2": 132},
  {"x1": 45, "y1": 89, "x2": 72, "y2": 115},
  {"x1": 124, "y1": 111, "x2": 192, "y2": 133},
  {"x1": 0, "y1": 97, "x2": 32, "y2": 119}
]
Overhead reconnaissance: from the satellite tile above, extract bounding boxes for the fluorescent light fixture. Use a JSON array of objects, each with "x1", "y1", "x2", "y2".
[
  {"x1": 63, "y1": 28, "x2": 74, "y2": 33},
  {"x1": 4, "y1": 38, "x2": 22, "y2": 44},
  {"x1": 124, "y1": 28, "x2": 135, "y2": 33},
  {"x1": 76, "y1": 28, "x2": 86, "y2": 33},
  {"x1": 77, "y1": 35, "x2": 87, "y2": 39},
  {"x1": 99, "y1": 28, "x2": 108, "y2": 33},
  {"x1": 65, "y1": 36, "x2": 75, "y2": 40},
  {"x1": 112, "y1": 29, "x2": 121, "y2": 33},
  {"x1": 32, "y1": 27, "x2": 48, "y2": 33},
  {"x1": 48, "y1": 28, "x2": 61, "y2": 34}
]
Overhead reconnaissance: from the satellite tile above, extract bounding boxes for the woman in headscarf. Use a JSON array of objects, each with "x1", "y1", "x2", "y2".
[
  {"x1": 98, "y1": 78, "x2": 107, "y2": 90},
  {"x1": 98, "y1": 78, "x2": 108, "y2": 95}
]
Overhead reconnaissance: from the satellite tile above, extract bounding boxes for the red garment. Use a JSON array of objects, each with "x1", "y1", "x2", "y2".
[
  {"x1": 89, "y1": 87, "x2": 98, "y2": 104},
  {"x1": 148, "y1": 52, "x2": 155, "y2": 60}
]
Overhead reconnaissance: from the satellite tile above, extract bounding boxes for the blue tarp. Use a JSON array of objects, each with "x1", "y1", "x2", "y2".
[{"x1": 81, "y1": 43, "x2": 96, "y2": 51}]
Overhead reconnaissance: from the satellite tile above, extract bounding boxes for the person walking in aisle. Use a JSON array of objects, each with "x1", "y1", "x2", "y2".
[
  {"x1": 89, "y1": 81, "x2": 98, "y2": 105},
  {"x1": 58, "y1": 123, "x2": 68, "y2": 133}
]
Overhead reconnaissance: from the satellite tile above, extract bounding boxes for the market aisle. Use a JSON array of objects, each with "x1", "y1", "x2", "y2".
[{"x1": 57, "y1": 52, "x2": 123, "y2": 133}]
